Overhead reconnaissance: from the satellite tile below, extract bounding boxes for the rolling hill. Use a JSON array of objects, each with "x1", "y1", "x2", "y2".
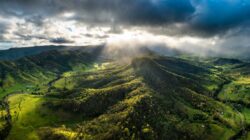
[
  {"x1": 0, "y1": 46, "x2": 250, "y2": 140},
  {"x1": 0, "y1": 46, "x2": 65, "y2": 61}
]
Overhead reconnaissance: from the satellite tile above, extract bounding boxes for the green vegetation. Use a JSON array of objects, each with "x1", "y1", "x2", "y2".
[
  {"x1": 6, "y1": 94, "x2": 82, "y2": 140},
  {"x1": 0, "y1": 48, "x2": 250, "y2": 140},
  {"x1": 7, "y1": 94, "x2": 51, "y2": 140}
]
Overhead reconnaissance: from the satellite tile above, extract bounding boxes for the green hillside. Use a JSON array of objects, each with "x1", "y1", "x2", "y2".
[
  {"x1": 0, "y1": 47, "x2": 250, "y2": 140},
  {"x1": 0, "y1": 46, "x2": 66, "y2": 61}
]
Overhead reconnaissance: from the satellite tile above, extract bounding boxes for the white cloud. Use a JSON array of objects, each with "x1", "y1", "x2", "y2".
[{"x1": 0, "y1": 11, "x2": 250, "y2": 59}]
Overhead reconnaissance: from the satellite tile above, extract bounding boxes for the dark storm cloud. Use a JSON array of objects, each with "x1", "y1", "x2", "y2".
[
  {"x1": 0, "y1": 0, "x2": 59, "y2": 16},
  {"x1": 0, "y1": 22, "x2": 8, "y2": 41},
  {"x1": 112, "y1": 0, "x2": 195, "y2": 25},
  {"x1": 56, "y1": 0, "x2": 195, "y2": 26},
  {"x1": 24, "y1": 15, "x2": 45, "y2": 26},
  {"x1": 190, "y1": 0, "x2": 250, "y2": 35},
  {"x1": 15, "y1": 32, "x2": 47, "y2": 41},
  {"x1": 1, "y1": 0, "x2": 250, "y2": 36},
  {"x1": 50, "y1": 37, "x2": 74, "y2": 44}
]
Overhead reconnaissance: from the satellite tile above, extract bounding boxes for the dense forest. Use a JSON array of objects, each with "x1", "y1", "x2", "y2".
[{"x1": 0, "y1": 46, "x2": 249, "y2": 140}]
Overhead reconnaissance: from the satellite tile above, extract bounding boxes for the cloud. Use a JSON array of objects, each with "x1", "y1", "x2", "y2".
[
  {"x1": 0, "y1": 28, "x2": 6, "y2": 41},
  {"x1": 1, "y1": 0, "x2": 250, "y2": 34},
  {"x1": 0, "y1": 0, "x2": 250, "y2": 58},
  {"x1": 49, "y1": 37, "x2": 74, "y2": 44},
  {"x1": 0, "y1": 20, "x2": 9, "y2": 41},
  {"x1": 189, "y1": 0, "x2": 250, "y2": 35},
  {"x1": 113, "y1": 0, "x2": 195, "y2": 25}
]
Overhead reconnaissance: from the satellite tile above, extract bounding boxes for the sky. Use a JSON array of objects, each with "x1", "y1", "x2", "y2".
[{"x1": 1, "y1": 0, "x2": 250, "y2": 58}]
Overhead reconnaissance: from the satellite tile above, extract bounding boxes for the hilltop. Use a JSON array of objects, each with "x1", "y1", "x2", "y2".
[{"x1": 0, "y1": 46, "x2": 250, "y2": 140}]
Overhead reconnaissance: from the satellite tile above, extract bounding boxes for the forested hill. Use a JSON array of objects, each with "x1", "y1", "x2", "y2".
[{"x1": 0, "y1": 46, "x2": 250, "y2": 140}]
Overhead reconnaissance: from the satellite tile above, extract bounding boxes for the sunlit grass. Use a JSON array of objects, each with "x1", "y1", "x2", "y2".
[
  {"x1": 7, "y1": 94, "x2": 54, "y2": 140},
  {"x1": 0, "y1": 107, "x2": 8, "y2": 131},
  {"x1": 234, "y1": 77, "x2": 250, "y2": 85},
  {"x1": 93, "y1": 62, "x2": 110, "y2": 70},
  {"x1": 218, "y1": 76, "x2": 250, "y2": 104},
  {"x1": 6, "y1": 94, "x2": 83, "y2": 140}
]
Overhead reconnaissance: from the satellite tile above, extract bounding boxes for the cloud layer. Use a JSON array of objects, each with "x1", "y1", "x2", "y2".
[
  {"x1": 1, "y1": 0, "x2": 250, "y2": 58},
  {"x1": 2, "y1": 0, "x2": 250, "y2": 33}
]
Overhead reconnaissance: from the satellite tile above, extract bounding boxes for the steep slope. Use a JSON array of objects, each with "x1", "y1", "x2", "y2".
[
  {"x1": 0, "y1": 46, "x2": 65, "y2": 60},
  {"x1": 0, "y1": 48, "x2": 248, "y2": 140},
  {"x1": 29, "y1": 56, "x2": 241, "y2": 140},
  {"x1": 0, "y1": 48, "x2": 100, "y2": 99}
]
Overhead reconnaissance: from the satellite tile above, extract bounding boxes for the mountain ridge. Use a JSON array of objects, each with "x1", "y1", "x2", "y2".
[{"x1": 0, "y1": 46, "x2": 250, "y2": 140}]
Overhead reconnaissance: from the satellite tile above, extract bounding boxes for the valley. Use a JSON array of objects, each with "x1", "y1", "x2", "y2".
[{"x1": 0, "y1": 47, "x2": 250, "y2": 140}]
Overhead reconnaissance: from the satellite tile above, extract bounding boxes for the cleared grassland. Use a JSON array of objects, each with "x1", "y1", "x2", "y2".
[{"x1": 6, "y1": 94, "x2": 81, "y2": 140}]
